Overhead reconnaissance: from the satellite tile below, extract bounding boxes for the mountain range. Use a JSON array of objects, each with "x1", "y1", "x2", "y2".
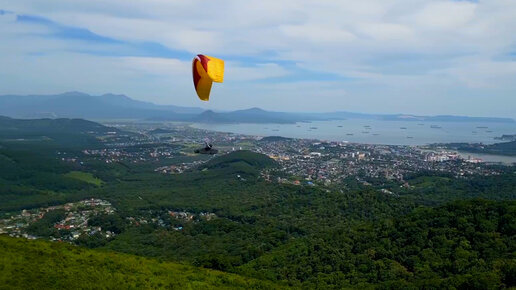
[
  {"x1": 1, "y1": 92, "x2": 513, "y2": 124},
  {"x1": 0, "y1": 92, "x2": 202, "y2": 120}
]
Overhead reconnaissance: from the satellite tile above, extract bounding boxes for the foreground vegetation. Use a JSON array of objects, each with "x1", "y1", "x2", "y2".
[
  {"x1": 0, "y1": 236, "x2": 284, "y2": 289},
  {"x1": 240, "y1": 199, "x2": 516, "y2": 289}
]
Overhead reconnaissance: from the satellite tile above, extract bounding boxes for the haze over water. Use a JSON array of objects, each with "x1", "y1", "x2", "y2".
[{"x1": 193, "y1": 119, "x2": 516, "y2": 146}]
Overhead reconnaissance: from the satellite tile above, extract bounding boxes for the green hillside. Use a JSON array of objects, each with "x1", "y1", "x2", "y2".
[
  {"x1": 203, "y1": 150, "x2": 277, "y2": 170},
  {"x1": 64, "y1": 171, "x2": 104, "y2": 186},
  {"x1": 0, "y1": 116, "x2": 121, "y2": 148},
  {"x1": 0, "y1": 146, "x2": 95, "y2": 213},
  {"x1": 0, "y1": 236, "x2": 286, "y2": 289},
  {"x1": 442, "y1": 141, "x2": 516, "y2": 156},
  {"x1": 462, "y1": 141, "x2": 516, "y2": 156},
  {"x1": 0, "y1": 116, "x2": 116, "y2": 135},
  {"x1": 0, "y1": 117, "x2": 131, "y2": 213},
  {"x1": 201, "y1": 150, "x2": 277, "y2": 176},
  {"x1": 238, "y1": 199, "x2": 516, "y2": 289}
]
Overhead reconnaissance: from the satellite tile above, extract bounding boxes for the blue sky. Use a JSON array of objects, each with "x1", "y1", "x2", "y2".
[{"x1": 0, "y1": 0, "x2": 515, "y2": 118}]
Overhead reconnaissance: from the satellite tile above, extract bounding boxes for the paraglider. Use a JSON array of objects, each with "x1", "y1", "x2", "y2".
[
  {"x1": 194, "y1": 141, "x2": 218, "y2": 155},
  {"x1": 192, "y1": 54, "x2": 224, "y2": 101},
  {"x1": 192, "y1": 54, "x2": 224, "y2": 153}
]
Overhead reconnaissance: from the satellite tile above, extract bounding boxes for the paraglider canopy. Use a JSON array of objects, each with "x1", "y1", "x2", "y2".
[{"x1": 192, "y1": 54, "x2": 224, "y2": 101}]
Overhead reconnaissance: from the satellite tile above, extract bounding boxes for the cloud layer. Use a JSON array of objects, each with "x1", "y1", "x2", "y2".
[{"x1": 1, "y1": 0, "x2": 515, "y2": 117}]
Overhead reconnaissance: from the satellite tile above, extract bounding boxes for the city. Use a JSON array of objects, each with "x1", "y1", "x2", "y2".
[
  {"x1": 59, "y1": 122, "x2": 510, "y2": 188},
  {"x1": 1, "y1": 121, "x2": 511, "y2": 245}
]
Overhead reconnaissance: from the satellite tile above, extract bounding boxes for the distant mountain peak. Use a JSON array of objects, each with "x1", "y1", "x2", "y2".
[
  {"x1": 58, "y1": 91, "x2": 90, "y2": 97},
  {"x1": 243, "y1": 107, "x2": 267, "y2": 113},
  {"x1": 101, "y1": 93, "x2": 130, "y2": 99},
  {"x1": 197, "y1": 110, "x2": 217, "y2": 117},
  {"x1": 195, "y1": 110, "x2": 230, "y2": 123}
]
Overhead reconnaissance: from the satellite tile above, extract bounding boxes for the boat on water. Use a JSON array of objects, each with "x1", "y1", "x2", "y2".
[
  {"x1": 400, "y1": 127, "x2": 407, "y2": 129},
  {"x1": 346, "y1": 133, "x2": 354, "y2": 136},
  {"x1": 310, "y1": 127, "x2": 318, "y2": 129},
  {"x1": 337, "y1": 125, "x2": 343, "y2": 128},
  {"x1": 407, "y1": 136, "x2": 413, "y2": 139},
  {"x1": 430, "y1": 125, "x2": 442, "y2": 129}
]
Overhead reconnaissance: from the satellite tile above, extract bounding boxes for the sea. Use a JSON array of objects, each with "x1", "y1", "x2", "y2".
[{"x1": 192, "y1": 119, "x2": 516, "y2": 164}]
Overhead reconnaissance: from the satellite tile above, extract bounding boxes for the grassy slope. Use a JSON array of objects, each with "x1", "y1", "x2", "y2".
[
  {"x1": 0, "y1": 236, "x2": 286, "y2": 289},
  {"x1": 64, "y1": 171, "x2": 104, "y2": 186}
]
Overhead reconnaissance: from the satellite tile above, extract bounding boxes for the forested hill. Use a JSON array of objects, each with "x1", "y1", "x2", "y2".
[
  {"x1": 0, "y1": 116, "x2": 115, "y2": 134},
  {"x1": 450, "y1": 141, "x2": 516, "y2": 156},
  {"x1": 239, "y1": 199, "x2": 516, "y2": 289},
  {"x1": 0, "y1": 236, "x2": 285, "y2": 289},
  {"x1": 1, "y1": 199, "x2": 514, "y2": 289},
  {"x1": 0, "y1": 117, "x2": 129, "y2": 212},
  {"x1": 201, "y1": 150, "x2": 277, "y2": 173},
  {"x1": 0, "y1": 116, "x2": 123, "y2": 148}
]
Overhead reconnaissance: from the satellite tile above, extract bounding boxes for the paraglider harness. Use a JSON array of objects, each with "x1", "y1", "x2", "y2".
[
  {"x1": 203, "y1": 141, "x2": 214, "y2": 151},
  {"x1": 194, "y1": 139, "x2": 218, "y2": 154}
]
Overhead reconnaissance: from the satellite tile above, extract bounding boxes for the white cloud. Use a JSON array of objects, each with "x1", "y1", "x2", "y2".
[
  {"x1": 412, "y1": 1, "x2": 477, "y2": 30},
  {"x1": 226, "y1": 63, "x2": 289, "y2": 81},
  {"x1": 435, "y1": 56, "x2": 516, "y2": 89},
  {"x1": 358, "y1": 22, "x2": 414, "y2": 41},
  {"x1": 280, "y1": 24, "x2": 356, "y2": 43},
  {"x1": 120, "y1": 57, "x2": 190, "y2": 76}
]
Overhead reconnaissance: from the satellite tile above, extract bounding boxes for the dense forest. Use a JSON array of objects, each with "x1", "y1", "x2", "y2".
[
  {"x1": 0, "y1": 118, "x2": 515, "y2": 289},
  {"x1": 0, "y1": 144, "x2": 94, "y2": 213},
  {"x1": 239, "y1": 199, "x2": 516, "y2": 288}
]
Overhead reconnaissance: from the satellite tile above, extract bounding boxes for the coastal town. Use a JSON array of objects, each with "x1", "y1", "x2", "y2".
[
  {"x1": 57, "y1": 122, "x2": 512, "y2": 186},
  {"x1": 0, "y1": 199, "x2": 115, "y2": 241},
  {"x1": 84, "y1": 122, "x2": 511, "y2": 182},
  {"x1": 1, "y1": 122, "x2": 512, "y2": 244},
  {"x1": 256, "y1": 137, "x2": 502, "y2": 186},
  {"x1": 0, "y1": 197, "x2": 217, "y2": 242}
]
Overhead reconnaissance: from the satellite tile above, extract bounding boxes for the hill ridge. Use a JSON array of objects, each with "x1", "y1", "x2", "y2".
[{"x1": 0, "y1": 236, "x2": 286, "y2": 289}]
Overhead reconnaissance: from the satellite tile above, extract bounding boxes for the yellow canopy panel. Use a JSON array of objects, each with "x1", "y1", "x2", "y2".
[{"x1": 192, "y1": 54, "x2": 224, "y2": 101}]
